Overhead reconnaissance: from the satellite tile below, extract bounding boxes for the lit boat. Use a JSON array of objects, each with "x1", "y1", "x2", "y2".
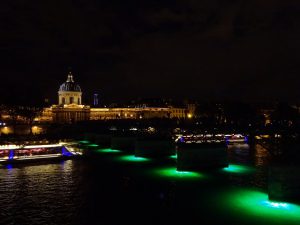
[
  {"x1": 0, "y1": 143, "x2": 82, "y2": 164},
  {"x1": 225, "y1": 134, "x2": 248, "y2": 145}
]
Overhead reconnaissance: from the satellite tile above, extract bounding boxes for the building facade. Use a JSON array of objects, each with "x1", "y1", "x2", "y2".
[{"x1": 37, "y1": 72, "x2": 192, "y2": 123}]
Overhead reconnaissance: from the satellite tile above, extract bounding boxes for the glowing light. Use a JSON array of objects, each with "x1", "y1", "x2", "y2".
[
  {"x1": 151, "y1": 167, "x2": 203, "y2": 179},
  {"x1": 217, "y1": 189, "x2": 300, "y2": 223},
  {"x1": 187, "y1": 113, "x2": 193, "y2": 119},
  {"x1": 0, "y1": 145, "x2": 19, "y2": 150},
  {"x1": 6, "y1": 164, "x2": 13, "y2": 170},
  {"x1": 87, "y1": 144, "x2": 99, "y2": 147},
  {"x1": 62, "y1": 146, "x2": 73, "y2": 156},
  {"x1": 24, "y1": 144, "x2": 62, "y2": 149},
  {"x1": 170, "y1": 154, "x2": 177, "y2": 159},
  {"x1": 78, "y1": 140, "x2": 90, "y2": 144},
  {"x1": 13, "y1": 154, "x2": 62, "y2": 160},
  {"x1": 96, "y1": 149, "x2": 121, "y2": 153},
  {"x1": 263, "y1": 201, "x2": 289, "y2": 209},
  {"x1": 8, "y1": 150, "x2": 14, "y2": 160},
  {"x1": 222, "y1": 164, "x2": 255, "y2": 174},
  {"x1": 116, "y1": 155, "x2": 150, "y2": 162}
]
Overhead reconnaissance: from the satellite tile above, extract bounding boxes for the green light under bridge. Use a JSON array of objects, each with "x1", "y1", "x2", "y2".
[
  {"x1": 78, "y1": 140, "x2": 90, "y2": 144},
  {"x1": 96, "y1": 149, "x2": 121, "y2": 153},
  {"x1": 87, "y1": 144, "x2": 99, "y2": 147},
  {"x1": 150, "y1": 167, "x2": 204, "y2": 180},
  {"x1": 169, "y1": 154, "x2": 177, "y2": 159},
  {"x1": 116, "y1": 155, "x2": 151, "y2": 162},
  {"x1": 222, "y1": 164, "x2": 255, "y2": 174}
]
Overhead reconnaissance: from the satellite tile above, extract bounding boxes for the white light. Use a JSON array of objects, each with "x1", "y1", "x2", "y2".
[
  {"x1": 264, "y1": 201, "x2": 289, "y2": 208},
  {"x1": 23, "y1": 144, "x2": 62, "y2": 149},
  {"x1": 0, "y1": 145, "x2": 20, "y2": 150}
]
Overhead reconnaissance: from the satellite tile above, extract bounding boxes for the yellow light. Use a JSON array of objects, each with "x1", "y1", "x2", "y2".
[{"x1": 187, "y1": 113, "x2": 192, "y2": 119}]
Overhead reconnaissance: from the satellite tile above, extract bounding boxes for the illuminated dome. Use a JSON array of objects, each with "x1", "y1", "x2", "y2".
[
  {"x1": 58, "y1": 72, "x2": 82, "y2": 105},
  {"x1": 59, "y1": 72, "x2": 81, "y2": 92}
]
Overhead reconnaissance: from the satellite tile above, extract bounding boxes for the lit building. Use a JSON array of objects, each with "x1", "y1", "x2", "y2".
[
  {"x1": 58, "y1": 72, "x2": 82, "y2": 105},
  {"x1": 51, "y1": 72, "x2": 90, "y2": 123},
  {"x1": 37, "y1": 72, "x2": 192, "y2": 123}
]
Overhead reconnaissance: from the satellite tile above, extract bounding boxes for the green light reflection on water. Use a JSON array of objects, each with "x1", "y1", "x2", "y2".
[
  {"x1": 222, "y1": 164, "x2": 254, "y2": 174},
  {"x1": 78, "y1": 140, "x2": 90, "y2": 144},
  {"x1": 152, "y1": 167, "x2": 203, "y2": 179},
  {"x1": 117, "y1": 155, "x2": 151, "y2": 162},
  {"x1": 219, "y1": 189, "x2": 300, "y2": 223},
  {"x1": 87, "y1": 144, "x2": 99, "y2": 147},
  {"x1": 169, "y1": 154, "x2": 177, "y2": 159},
  {"x1": 96, "y1": 149, "x2": 121, "y2": 153}
]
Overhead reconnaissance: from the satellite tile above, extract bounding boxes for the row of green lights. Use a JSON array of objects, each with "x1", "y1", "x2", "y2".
[{"x1": 79, "y1": 141, "x2": 300, "y2": 219}]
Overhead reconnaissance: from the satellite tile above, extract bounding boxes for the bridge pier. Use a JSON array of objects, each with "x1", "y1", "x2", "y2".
[{"x1": 177, "y1": 143, "x2": 228, "y2": 171}]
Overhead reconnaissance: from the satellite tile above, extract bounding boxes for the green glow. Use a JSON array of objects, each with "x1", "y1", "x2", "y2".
[
  {"x1": 96, "y1": 148, "x2": 121, "y2": 153},
  {"x1": 152, "y1": 167, "x2": 203, "y2": 179},
  {"x1": 218, "y1": 189, "x2": 300, "y2": 223},
  {"x1": 117, "y1": 155, "x2": 150, "y2": 162},
  {"x1": 222, "y1": 164, "x2": 254, "y2": 174},
  {"x1": 87, "y1": 144, "x2": 99, "y2": 147},
  {"x1": 170, "y1": 154, "x2": 177, "y2": 159},
  {"x1": 78, "y1": 140, "x2": 90, "y2": 144}
]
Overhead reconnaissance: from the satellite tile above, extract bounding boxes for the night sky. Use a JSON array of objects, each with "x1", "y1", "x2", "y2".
[{"x1": 1, "y1": 0, "x2": 300, "y2": 105}]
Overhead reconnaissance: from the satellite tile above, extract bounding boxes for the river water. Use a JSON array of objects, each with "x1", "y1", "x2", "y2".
[{"x1": 0, "y1": 143, "x2": 300, "y2": 225}]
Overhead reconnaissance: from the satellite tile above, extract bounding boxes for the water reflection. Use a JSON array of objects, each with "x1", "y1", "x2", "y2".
[
  {"x1": 0, "y1": 160, "x2": 89, "y2": 225},
  {"x1": 0, "y1": 142, "x2": 297, "y2": 225},
  {"x1": 254, "y1": 144, "x2": 270, "y2": 166}
]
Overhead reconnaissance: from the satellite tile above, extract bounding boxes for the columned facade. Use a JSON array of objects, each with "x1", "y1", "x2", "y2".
[{"x1": 52, "y1": 72, "x2": 90, "y2": 123}]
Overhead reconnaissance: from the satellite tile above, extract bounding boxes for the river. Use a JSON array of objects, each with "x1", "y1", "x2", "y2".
[{"x1": 0, "y1": 143, "x2": 300, "y2": 225}]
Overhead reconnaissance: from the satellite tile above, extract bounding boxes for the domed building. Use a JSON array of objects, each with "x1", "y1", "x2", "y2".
[
  {"x1": 51, "y1": 72, "x2": 90, "y2": 123},
  {"x1": 36, "y1": 71, "x2": 192, "y2": 124},
  {"x1": 58, "y1": 72, "x2": 82, "y2": 105}
]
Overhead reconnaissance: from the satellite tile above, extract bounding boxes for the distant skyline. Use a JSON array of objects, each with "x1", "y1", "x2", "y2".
[{"x1": 1, "y1": 0, "x2": 300, "y2": 105}]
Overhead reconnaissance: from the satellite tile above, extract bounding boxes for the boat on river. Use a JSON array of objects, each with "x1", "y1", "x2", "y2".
[{"x1": 0, "y1": 143, "x2": 82, "y2": 164}]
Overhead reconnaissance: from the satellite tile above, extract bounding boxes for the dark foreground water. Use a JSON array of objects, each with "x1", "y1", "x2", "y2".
[{"x1": 1, "y1": 144, "x2": 300, "y2": 225}]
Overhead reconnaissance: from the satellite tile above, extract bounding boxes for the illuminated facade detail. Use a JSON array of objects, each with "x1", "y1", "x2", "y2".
[
  {"x1": 58, "y1": 72, "x2": 82, "y2": 105},
  {"x1": 52, "y1": 72, "x2": 89, "y2": 123},
  {"x1": 89, "y1": 107, "x2": 188, "y2": 120},
  {"x1": 52, "y1": 104, "x2": 90, "y2": 123}
]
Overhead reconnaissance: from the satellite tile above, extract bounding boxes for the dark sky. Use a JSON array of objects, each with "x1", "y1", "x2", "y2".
[{"x1": 1, "y1": 0, "x2": 300, "y2": 105}]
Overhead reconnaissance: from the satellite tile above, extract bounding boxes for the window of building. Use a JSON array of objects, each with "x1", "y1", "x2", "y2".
[
  {"x1": 70, "y1": 97, "x2": 74, "y2": 104},
  {"x1": 62, "y1": 97, "x2": 65, "y2": 104}
]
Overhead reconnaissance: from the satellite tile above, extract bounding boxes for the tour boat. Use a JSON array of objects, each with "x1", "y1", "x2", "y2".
[
  {"x1": 0, "y1": 143, "x2": 82, "y2": 164},
  {"x1": 225, "y1": 134, "x2": 248, "y2": 145}
]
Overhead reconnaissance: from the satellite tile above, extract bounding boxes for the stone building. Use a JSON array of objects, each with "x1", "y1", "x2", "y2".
[
  {"x1": 51, "y1": 72, "x2": 90, "y2": 123},
  {"x1": 37, "y1": 72, "x2": 192, "y2": 123}
]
